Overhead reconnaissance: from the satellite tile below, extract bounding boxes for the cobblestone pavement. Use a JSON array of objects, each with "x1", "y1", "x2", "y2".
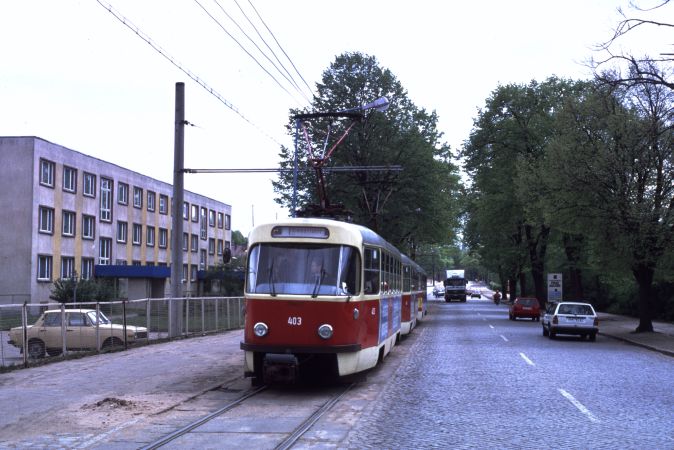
[
  {"x1": 1, "y1": 296, "x2": 673, "y2": 449},
  {"x1": 337, "y1": 299, "x2": 674, "y2": 449}
]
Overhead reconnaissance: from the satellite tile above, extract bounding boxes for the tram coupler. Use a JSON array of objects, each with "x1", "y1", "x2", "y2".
[{"x1": 263, "y1": 353, "x2": 299, "y2": 384}]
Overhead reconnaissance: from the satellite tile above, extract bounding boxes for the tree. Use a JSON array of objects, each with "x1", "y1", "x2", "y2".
[
  {"x1": 593, "y1": 1, "x2": 674, "y2": 90},
  {"x1": 462, "y1": 78, "x2": 585, "y2": 305},
  {"x1": 544, "y1": 78, "x2": 674, "y2": 332},
  {"x1": 273, "y1": 52, "x2": 462, "y2": 252},
  {"x1": 50, "y1": 275, "x2": 113, "y2": 304},
  {"x1": 231, "y1": 230, "x2": 247, "y2": 246}
]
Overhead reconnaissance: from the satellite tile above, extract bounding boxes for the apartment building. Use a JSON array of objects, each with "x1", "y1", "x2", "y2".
[{"x1": 0, "y1": 137, "x2": 232, "y2": 305}]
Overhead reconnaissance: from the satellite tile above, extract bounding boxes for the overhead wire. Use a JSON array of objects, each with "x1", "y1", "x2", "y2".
[
  {"x1": 193, "y1": 0, "x2": 307, "y2": 108},
  {"x1": 95, "y1": 0, "x2": 283, "y2": 146},
  {"x1": 213, "y1": 0, "x2": 312, "y2": 105},
  {"x1": 232, "y1": 0, "x2": 313, "y2": 102},
  {"x1": 247, "y1": 0, "x2": 314, "y2": 98}
]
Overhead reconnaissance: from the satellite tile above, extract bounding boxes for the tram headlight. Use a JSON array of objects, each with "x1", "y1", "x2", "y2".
[
  {"x1": 317, "y1": 324, "x2": 333, "y2": 340},
  {"x1": 253, "y1": 322, "x2": 269, "y2": 337}
]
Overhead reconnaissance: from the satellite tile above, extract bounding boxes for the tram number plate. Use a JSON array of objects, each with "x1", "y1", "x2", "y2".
[{"x1": 288, "y1": 316, "x2": 302, "y2": 326}]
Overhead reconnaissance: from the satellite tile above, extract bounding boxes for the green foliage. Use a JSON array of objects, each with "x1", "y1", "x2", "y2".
[
  {"x1": 50, "y1": 276, "x2": 115, "y2": 304},
  {"x1": 273, "y1": 52, "x2": 462, "y2": 252},
  {"x1": 231, "y1": 230, "x2": 247, "y2": 246}
]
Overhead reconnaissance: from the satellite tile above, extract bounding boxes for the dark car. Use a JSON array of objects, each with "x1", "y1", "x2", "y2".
[{"x1": 509, "y1": 297, "x2": 540, "y2": 321}]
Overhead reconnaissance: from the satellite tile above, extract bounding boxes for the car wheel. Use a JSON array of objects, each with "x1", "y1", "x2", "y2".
[
  {"x1": 549, "y1": 329, "x2": 556, "y2": 339},
  {"x1": 589, "y1": 333, "x2": 596, "y2": 342},
  {"x1": 102, "y1": 337, "x2": 124, "y2": 350},
  {"x1": 27, "y1": 339, "x2": 46, "y2": 359},
  {"x1": 46, "y1": 348, "x2": 62, "y2": 357},
  {"x1": 542, "y1": 326, "x2": 548, "y2": 337}
]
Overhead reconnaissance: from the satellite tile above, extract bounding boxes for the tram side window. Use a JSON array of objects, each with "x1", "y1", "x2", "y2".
[
  {"x1": 403, "y1": 265, "x2": 411, "y2": 292},
  {"x1": 364, "y1": 247, "x2": 380, "y2": 294},
  {"x1": 381, "y1": 251, "x2": 390, "y2": 293}
]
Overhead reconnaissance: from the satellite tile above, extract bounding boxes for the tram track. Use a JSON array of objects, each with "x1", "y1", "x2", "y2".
[{"x1": 140, "y1": 381, "x2": 356, "y2": 449}]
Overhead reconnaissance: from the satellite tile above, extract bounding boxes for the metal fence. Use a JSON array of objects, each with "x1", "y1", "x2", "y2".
[{"x1": 0, "y1": 297, "x2": 245, "y2": 369}]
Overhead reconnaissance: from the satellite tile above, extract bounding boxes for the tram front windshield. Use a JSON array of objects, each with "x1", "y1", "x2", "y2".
[{"x1": 246, "y1": 243, "x2": 360, "y2": 296}]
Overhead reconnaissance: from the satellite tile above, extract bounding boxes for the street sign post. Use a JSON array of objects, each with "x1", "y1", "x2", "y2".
[{"x1": 547, "y1": 273, "x2": 563, "y2": 302}]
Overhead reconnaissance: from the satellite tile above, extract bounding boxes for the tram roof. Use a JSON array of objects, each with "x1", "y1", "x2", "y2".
[
  {"x1": 248, "y1": 218, "x2": 401, "y2": 256},
  {"x1": 401, "y1": 253, "x2": 427, "y2": 275}
]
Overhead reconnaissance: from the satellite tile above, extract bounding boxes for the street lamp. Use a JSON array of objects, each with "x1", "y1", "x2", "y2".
[{"x1": 291, "y1": 97, "x2": 390, "y2": 217}]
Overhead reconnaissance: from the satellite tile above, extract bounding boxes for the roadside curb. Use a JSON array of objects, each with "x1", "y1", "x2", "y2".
[{"x1": 598, "y1": 331, "x2": 674, "y2": 358}]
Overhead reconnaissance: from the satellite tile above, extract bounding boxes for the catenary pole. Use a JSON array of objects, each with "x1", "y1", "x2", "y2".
[{"x1": 170, "y1": 82, "x2": 185, "y2": 338}]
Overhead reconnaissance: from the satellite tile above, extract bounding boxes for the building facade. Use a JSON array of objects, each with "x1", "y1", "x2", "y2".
[{"x1": 0, "y1": 137, "x2": 232, "y2": 305}]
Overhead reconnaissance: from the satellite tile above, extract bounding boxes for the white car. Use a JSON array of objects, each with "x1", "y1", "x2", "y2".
[
  {"x1": 542, "y1": 301, "x2": 598, "y2": 341},
  {"x1": 8, "y1": 309, "x2": 148, "y2": 358}
]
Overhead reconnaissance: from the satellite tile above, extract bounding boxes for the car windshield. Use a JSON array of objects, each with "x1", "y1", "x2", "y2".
[
  {"x1": 558, "y1": 304, "x2": 594, "y2": 315},
  {"x1": 86, "y1": 311, "x2": 112, "y2": 325},
  {"x1": 246, "y1": 243, "x2": 360, "y2": 296}
]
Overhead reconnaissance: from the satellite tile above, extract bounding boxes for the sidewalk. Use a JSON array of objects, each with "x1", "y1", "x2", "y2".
[{"x1": 596, "y1": 312, "x2": 674, "y2": 358}]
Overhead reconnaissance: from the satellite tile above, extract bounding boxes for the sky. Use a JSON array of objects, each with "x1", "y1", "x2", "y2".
[{"x1": 1, "y1": 1, "x2": 671, "y2": 236}]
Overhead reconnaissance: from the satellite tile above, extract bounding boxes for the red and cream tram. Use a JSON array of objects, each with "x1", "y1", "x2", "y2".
[
  {"x1": 241, "y1": 218, "x2": 409, "y2": 384},
  {"x1": 400, "y1": 255, "x2": 428, "y2": 336}
]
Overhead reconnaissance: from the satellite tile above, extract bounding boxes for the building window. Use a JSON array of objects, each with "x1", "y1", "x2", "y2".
[
  {"x1": 183, "y1": 202, "x2": 189, "y2": 220},
  {"x1": 159, "y1": 228, "x2": 168, "y2": 248},
  {"x1": 217, "y1": 239, "x2": 223, "y2": 256},
  {"x1": 99, "y1": 238, "x2": 112, "y2": 265},
  {"x1": 225, "y1": 214, "x2": 231, "y2": 230},
  {"x1": 159, "y1": 194, "x2": 168, "y2": 215},
  {"x1": 200, "y1": 207, "x2": 207, "y2": 240},
  {"x1": 37, "y1": 255, "x2": 53, "y2": 281},
  {"x1": 182, "y1": 264, "x2": 188, "y2": 282},
  {"x1": 118, "y1": 182, "x2": 129, "y2": 205},
  {"x1": 100, "y1": 177, "x2": 113, "y2": 222},
  {"x1": 147, "y1": 191, "x2": 156, "y2": 212},
  {"x1": 117, "y1": 221, "x2": 128, "y2": 243},
  {"x1": 182, "y1": 232, "x2": 188, "y2": 251},
  {"x1": 190, "y1": 234, "x2": 198, "y2": 253},
  {"x1": 39, "y1": 159, "x2": 55, "y2": 187},
  {"x1": 200, "y1": 249, "x2": 207, "y2": 269},
  {"x1": 81, "y1": 258, "x2": 94, "y2": 280},
  {"x1": 60, "y1": 257, "x2": 75, "y2": 279},
  {"x1": 63, "y1": 166, "x2": 77, "y2": 193},
  {"x1": 147, "y1": 226, "x2": 155, "y2": 247},
  {"x1": 83, "y1": 172, "x2": 96, "y2": 197},
  {"x1": 191, "y1": 204, "x2": 199, "y2": 222},
  {"x1": 38, "y1": 206, "x2": 54, "y2": 234},
  {"x1": 209, "y1": 209, "x2": 215, "y2": 227},
  {"x1": 62, "y1": 210, "x2": 76, "y2": 237},
  {"x1": 217, "y1": 212, "x2": 224, "y2": 229},
  {"x1": 191, "y1": 265, "x2": 197, "y2": 281},
  {"x1": 208, "y1": 238, "x2": 215, "y2": 255},
  {"x1": 82, "y1": 214, "x2": 95, "y2": 240},
  {"x1": 133, "y1": 186, "x2": 143, "y2": 209},
  {"x1": 132, "y1": 223, "x2": 142, "y2": 245},
  {"x1": 132, "y1": 260, "x2": 142, "y2": 266},
  {"x1": 115, "y1": 259, "x2": 127, "y2": 266}
]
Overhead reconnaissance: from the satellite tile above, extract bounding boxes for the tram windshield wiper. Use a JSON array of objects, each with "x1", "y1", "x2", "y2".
[{"x1": 311, "y1": 263, "x2": 325, "y2": 298}]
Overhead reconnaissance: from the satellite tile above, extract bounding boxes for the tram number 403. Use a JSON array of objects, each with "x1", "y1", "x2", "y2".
[{"x1": 288, "y1": 316, "x2": 302, "y2": 326}]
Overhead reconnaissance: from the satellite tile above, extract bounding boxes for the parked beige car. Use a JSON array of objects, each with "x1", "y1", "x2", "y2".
[{"x1": 8, "y1": 309, "x2": 148, "y2": 358}]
